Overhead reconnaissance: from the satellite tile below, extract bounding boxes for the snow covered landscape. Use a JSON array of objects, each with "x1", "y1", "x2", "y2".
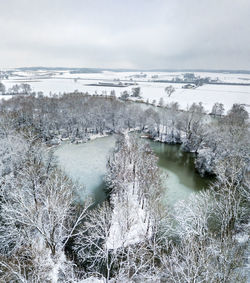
[
  {"x1": 1, "y1": 69, "x2": 250, "y2": 114},
  {"x1": 0, "y1": 68, "x2": 249, "y2": 282},
  {"x1": 1, "y1": 0, "x2": 250, "y2": 282}
]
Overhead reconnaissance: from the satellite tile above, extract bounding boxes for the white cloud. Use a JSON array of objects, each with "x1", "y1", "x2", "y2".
[{"x1": 0, "y1": 0, "x2": 249, "y2": 69}]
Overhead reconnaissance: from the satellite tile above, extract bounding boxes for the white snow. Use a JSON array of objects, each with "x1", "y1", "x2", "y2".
[
  {"x1": 88, "y1": 133, "x2": 109, "y2": 141},
  {"x1": 106, "y1": 183, "x2": 151, "y2": 250},
  {"x1": 1, "y1": 70, "x2": 250, "y2": 113},
  {"x1": 235, "y1": 232, "x2": 249, "y2": 244},
  {"x1": 79, "y1": 278, "x2": 104, "y2": 283}
]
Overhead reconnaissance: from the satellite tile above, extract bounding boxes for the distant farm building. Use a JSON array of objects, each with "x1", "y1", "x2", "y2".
[{"x1": 182, "y1": 84, "x2": 196, "y2": 89}]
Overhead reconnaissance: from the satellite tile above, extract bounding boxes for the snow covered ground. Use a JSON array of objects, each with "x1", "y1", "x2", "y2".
[
  {"x1": 106, "y1": 183, "x2": 151, "y2": 250},
  {"x1": 1, "y1": 70, "x2": 250, "y2": 113},
  {"x1": 137, "y1": 82, "x2": 250, "y2": 113}
]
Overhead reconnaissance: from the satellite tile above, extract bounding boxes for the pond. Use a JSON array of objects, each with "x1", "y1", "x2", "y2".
[
  {"x1": 55, "y1": 135, "x2": 211, "y2": 206},
  {"x1": 148, "y1": 140, "x2": 211, "y2": 206}
]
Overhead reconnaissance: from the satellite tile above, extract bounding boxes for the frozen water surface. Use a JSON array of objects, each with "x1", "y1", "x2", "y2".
[
  {"x1": 55, "y1": 135, "x2": 211, "y2": 206},
  {"x1": 55, "y1": 136, "x2": 116, "y2": 202}
]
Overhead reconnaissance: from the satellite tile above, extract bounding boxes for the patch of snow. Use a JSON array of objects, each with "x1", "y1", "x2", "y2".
[
  {"x1": 106, "y1": 183, "x2": 151, "y2": 250},
  {"x1": 79, "y1": 277, "x2": 104, "y2": 283},
  {"x1": 235, "y1": 232, "x2": 249, "y2": 244},
  {"x1": 89, "y1": 133, "x2": 109, "y2": 140}
]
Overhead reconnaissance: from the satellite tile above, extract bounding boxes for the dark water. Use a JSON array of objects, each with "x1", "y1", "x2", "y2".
[
  {"x1": 148, "y1": 140, "x2": 211, "y2": 205},
  {"x1": 55, "y1": 135, "x2": 211, "y2": 206}
]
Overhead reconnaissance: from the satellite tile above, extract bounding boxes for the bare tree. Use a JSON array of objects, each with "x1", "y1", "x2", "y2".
[
  {"x1": 74, "y1": 202, "x2": 117, "y2": 282},
  {"x1": 0, "y1": 137, "x2": 91, "y2": 282},
  {"x1": 0, "y1": 82, "x2": 5, "y2": 95},
  {"x1": 165, "y1": 85, "x2": 175, "y2": 97}
]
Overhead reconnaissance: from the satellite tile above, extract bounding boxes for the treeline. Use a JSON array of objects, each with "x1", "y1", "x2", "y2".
[
  {"x1": 0, "y1": 93, "x2": 144, "y2": 143},
  {"x1": 0, "y1": 82, "x2": 34, "y2": 96},
  {"x1": 1, "y1": 92, "x2": 248, "y2": 177}
]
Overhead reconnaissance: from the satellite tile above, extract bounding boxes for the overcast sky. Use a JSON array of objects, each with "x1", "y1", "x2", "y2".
[{"x1": 1, "y1": 0, "x2": 250, "y2": 69}]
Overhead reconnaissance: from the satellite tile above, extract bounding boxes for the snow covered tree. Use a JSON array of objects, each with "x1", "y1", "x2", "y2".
[
  {"x1": 211, "y1": 102, "x2": 225, "y2": 117},
  {"x1": 20, "y1": 83, "x2": 32, "y2": 95},
  {"x1": 0, "y1": 136, "x2": 90, "y2": 282},
  {"x1": 211, "y1": 155, "x2": 249, "y2": 238},
  {"x1": 159, "y1": 188, "x2": 247, "y2": 282},
  {"x1": 180, "y1": 102, "x2": 207, "y2": 152},
  {"x1": 131, "y1": 87, "x2": 141, "y2": 98},
  {"x1": 8, "y1": 84, "x2": 20, "y2": 94},
  {"x1": 74, "y1": 202, "x2": 117, "y2": 282},
  {"x1": 120, "y1": 91, "x2": 129, "y2": 101},
  {"x1": 195, "y1": 102, "x2": 249, "y2": 176},
  {"x1": 158, "y1": 97, "x2": 164, "y2": 107},
  {"x1": 0, "y1": 82, "x2": 5, "y2": 95},
  {"x1": 105, "y1": 135, "x2": 163, "y2": 250},
  {"x1": 226, "y1": 103, "x2": 249, "y2": 126},
  {"x1": 144, "y1": 108, "x2": 160, "y2": 137},
  {"x1": 110, "y1": 90, "x2": 116, "y2": 98}
]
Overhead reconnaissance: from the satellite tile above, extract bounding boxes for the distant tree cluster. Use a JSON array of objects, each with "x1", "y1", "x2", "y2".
[
  {"x1": 0, "y1": 82, "x2": 33, "y2": 95},
  {"x1": 120, "y1": 87, "x2": 142, "y2": 100}
]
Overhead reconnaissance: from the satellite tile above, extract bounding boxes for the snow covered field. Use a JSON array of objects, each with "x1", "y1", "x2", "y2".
[{"x1": 1, "y1": 70, "x2": 250, "y2": 113}]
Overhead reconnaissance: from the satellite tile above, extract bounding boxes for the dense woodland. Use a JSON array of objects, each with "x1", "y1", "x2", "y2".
[{"x1": 0, "y1": 92, "x2": 249, "y2": 282}]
